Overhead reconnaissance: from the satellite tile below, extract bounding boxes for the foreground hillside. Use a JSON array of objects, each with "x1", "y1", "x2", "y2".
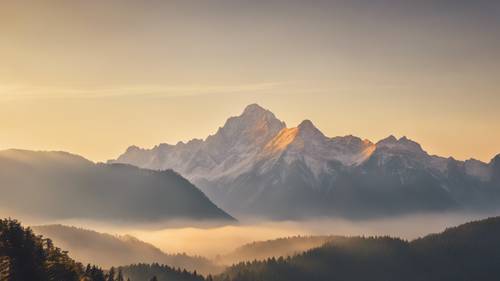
[
  {"x1": 113, "y1": 104, "x2": 500, "y2": 219},
  {"x1": 218, "y1": 216, "x2": 500, "y2": 281},
  {"x1": 0, "y1": 149, "x2": 234, "y2": 223},
  {"x1": 119, "y1": 264, "x2": 207, "y2": 281},
  {"x1": 0, "y1": 218, "x2": 214, "y2": 281},
  {"x1": 0, "y1": 218, "x2": 101, "y2": 281},
  {"x1": 33, "y1": 224, "x2": 223, "y2": 275}
]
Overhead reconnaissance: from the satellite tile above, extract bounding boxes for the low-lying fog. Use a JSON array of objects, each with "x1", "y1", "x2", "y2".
[
  {"x1": 127, "y1": 212, "x2": 500, "y2": 257},
  {"x1": 9, "y1": 211, "x2": 498, "y2": 259}
]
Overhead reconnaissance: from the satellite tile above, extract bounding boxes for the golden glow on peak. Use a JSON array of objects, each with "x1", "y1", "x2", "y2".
[
  {"x1": 264, "y1": 127, "x2": 299, "y2": 154},
  {"x1": 361, "y1": 144, "x2": 377, "y2": 160}
]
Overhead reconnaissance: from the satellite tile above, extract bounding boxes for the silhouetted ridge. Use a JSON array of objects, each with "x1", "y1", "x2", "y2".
[{"x1": 0, "y1": 149, "x2": 234, "y2": 223}]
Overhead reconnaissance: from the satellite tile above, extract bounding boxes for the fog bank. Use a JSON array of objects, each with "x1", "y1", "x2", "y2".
[{"x1": 129, "y1": 212, "x2": 500, "y2": 258}]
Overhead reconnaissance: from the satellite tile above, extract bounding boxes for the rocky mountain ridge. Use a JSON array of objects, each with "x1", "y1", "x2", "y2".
[{"x1": 112, "y1": 104, "x2": 500, "y2": 219}]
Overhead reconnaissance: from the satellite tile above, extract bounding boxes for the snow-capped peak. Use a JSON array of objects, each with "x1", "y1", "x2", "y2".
[
  {"x1": 297, "y1": 119, "x2": 325, "y2": 138},
  {"x1": 242, "y1": 103, "x2": 270, "y2": 116},
  {"x1": 112, "y1": 104, "x2": 496, "y2": 188},
  {"x1": 377, "y1": 135, "x2": 398, "y2": 144},
  {"x1": 376, "y1": 135, "x2": 423, "y2": 153}
]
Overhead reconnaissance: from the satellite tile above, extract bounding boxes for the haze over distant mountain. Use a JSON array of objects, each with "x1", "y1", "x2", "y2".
[
  {"x1": 112, "y1": 104, "x2": 500, "y2": 219},
  {"x1": 33, "y1": 224, "x2": 223, "y2": 275},
  {"x1": 0, "y1": 149, "x2": 233, "y2": 223}
]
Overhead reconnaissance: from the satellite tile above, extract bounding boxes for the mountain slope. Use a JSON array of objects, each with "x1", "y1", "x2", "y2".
[
  {"x1": 33, "y1": 225, "x2": 223, "y2": 275},
  {"x1": 112, "y1": 104, "x2": 500, "y2": 219},
  {"x1": 217, "y1": 216, "x2": 500, "y2": 281},
  {"x1": 0, "y1": 149, "x2": 234, "y2": 223}
]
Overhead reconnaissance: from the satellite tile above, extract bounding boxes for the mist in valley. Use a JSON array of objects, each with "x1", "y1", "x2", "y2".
[
  {"x1": 127, "y1": 212, "x2": 500, "y2": 258},
  {"x1": 5, "y1": 208, "x2": 498, "y2": 271}
]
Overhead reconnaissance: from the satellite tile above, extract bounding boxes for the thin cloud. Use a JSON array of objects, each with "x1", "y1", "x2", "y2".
[{"x1": 0, "y1": 82, "x2": 287, "y2": 101}]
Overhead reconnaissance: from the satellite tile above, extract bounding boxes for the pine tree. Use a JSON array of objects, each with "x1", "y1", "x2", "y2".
[
  {"x1": 106, "y1": 267, "x2": 116, "y2": 281},
  {"x1": 116, "y1": 268, "x2": 124, "y2": 281}
]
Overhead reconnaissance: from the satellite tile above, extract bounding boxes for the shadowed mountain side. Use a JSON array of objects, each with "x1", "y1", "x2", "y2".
[
  {"x1": 32, "y1": 225, "x2": 224, "y2": 275},
  {"x1": 0, "y1": 149, "x2": 234, "y2": 223},
  {"x1": 216, "y1": 235, "x2": 337, "y2": 265},
  {"x1": 217, "y1": 216, "x2": 500, "y2": 281}
]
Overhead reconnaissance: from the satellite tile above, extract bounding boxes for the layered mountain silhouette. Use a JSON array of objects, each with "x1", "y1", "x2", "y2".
[
  {"x1": 33, "y1": 224, "x2": 223, "y2": 275},
  {"x1": 112, "y1": 104, "x2": 500, "y2": 219},
  {"x1": 0, "y1": 149, "x2": 233, "y2": 222}
]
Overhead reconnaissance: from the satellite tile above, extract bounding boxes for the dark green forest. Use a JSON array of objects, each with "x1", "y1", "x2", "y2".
[
  {"x1": 119, "y1": 264, "x2": 210, "y2": 281},
  {"x1": 0, "y1": 219, "x2": 204, "y2": 281},
  {"x1": 0, "y1": 218, "x2": 84, "y2": 281},
  {"x1": 217, "y1": 217, "x2": 500, "y2": 281}
]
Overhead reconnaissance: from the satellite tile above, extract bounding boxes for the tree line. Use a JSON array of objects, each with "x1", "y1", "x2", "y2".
[
  {"x1": 216, "y1": 217, "x2": 500, "y2": 281},
  {"x1": 0, "y1": 218, "x2": 188, "y2": 281}
]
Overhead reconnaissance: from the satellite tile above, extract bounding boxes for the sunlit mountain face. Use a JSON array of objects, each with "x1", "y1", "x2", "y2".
[{"x1": 112, "y1": 104, "x2": 500, "y2": 220}]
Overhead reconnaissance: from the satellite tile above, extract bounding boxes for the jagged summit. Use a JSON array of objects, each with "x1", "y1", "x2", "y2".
[
  {"x1": 210, "y1": 103, "x2": 286, "y2": 148},
  {"x1": 243, "y1": 103, "x2": 268, "y2": 115},
  {"x1": 125, "y1": 145, "x2": 144, "y2": 153},
  {"x1": 239, "y1": 103, "x2": 283, "y2": 124},
  {"x1": 375, "y1": 135, "x2": 423, "y2": 153},
  {"x1": 111, "y1": 104, "x2": 499, "y2": 219},
  {"x1": 298, "y1": 119, "x2": 315, "y2": 129},
  {"x1": 297, "y1": 119, "x2": 325, "y2": 139},
  {"x1": 377, "y1": 135, "x2": 398, "y2": 144},
  {"x1": 222, "y1": 104, "x2": 284, "y2": 131}
]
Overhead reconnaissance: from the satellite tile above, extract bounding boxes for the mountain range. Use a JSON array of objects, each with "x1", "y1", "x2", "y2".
[
  {"x1": 0, "y1": 149, "x2": 233, "y2": 223},
  {"x1": 112, "y1": 104, "x2": 500, "y2": 219}
]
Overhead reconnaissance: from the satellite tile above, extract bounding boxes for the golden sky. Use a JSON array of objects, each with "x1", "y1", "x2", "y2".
[{"x1": 0, "y1": 0, "x2": 499, "y2": 162}]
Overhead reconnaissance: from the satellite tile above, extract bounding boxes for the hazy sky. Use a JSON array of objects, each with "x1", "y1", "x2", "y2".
[{"x1": 1, "y1": 0, "x2": 499, "y2": 162}]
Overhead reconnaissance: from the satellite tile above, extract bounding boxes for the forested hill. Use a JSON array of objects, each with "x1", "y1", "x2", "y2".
[
  {"x1": 217, "y1": 216, "x2": 500, "y2": 281},
  {"x1": 217, "y1": 235, "x2": 337, "y2": 265},
  {"x1": 0, "y1": 218, "x2": 101, "y2": 281},
  {"x1": 0, "y1": 149, "x2": 234, "y2": 223},
  {"x1": 0, "y1": 218, "x2": 213, "y2": 281},
  {"x1": 119, "y1": 264, "x2": 210, "y2": 281}
]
